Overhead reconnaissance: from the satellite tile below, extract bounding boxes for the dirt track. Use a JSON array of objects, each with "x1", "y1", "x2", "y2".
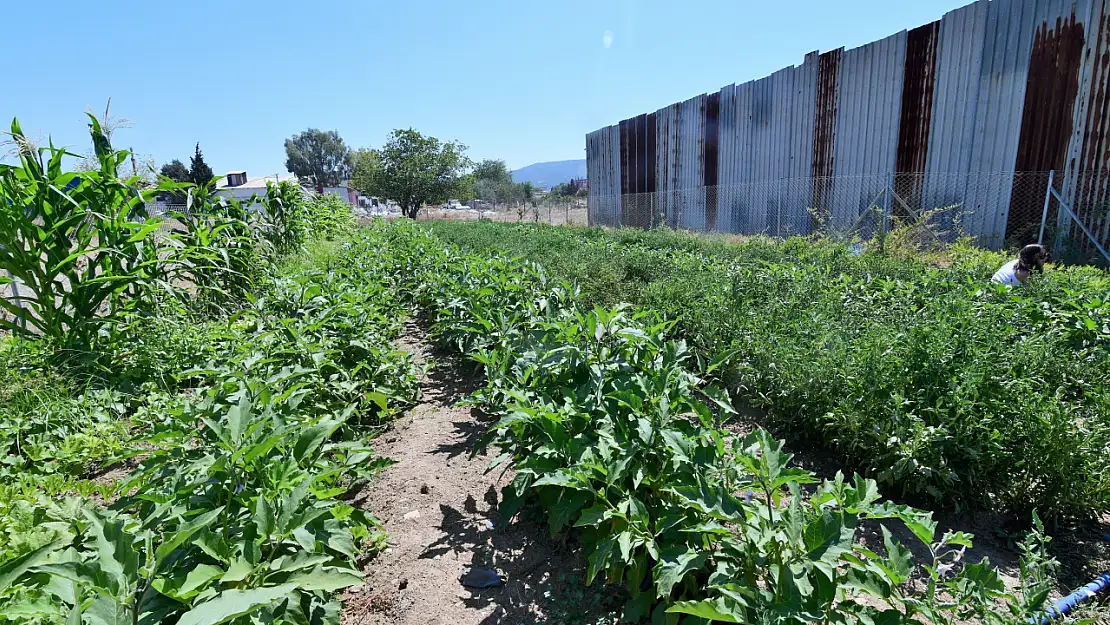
[{"x1": 340, "y1": 323, "x2": 604, "y2": 625}]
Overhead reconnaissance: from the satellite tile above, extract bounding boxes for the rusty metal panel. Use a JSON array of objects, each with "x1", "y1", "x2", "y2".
[
  {"x1": 895, "y1": 21, "x2": 940, "y2": 214},
  {"x1": 921, "y1": 0, "x2": 989, "y2": 240},
  {"x1": 704, "y1": 92, "x2": 721, "y2": 230},
  {"x1": 811, "y1": 48, "x2": 842, "y2": 225},
  {"x1": 1060, "y1": 0, "x2": 1110, "y2": 251},
  {"x1": 897, "y1": 22, "x2": 940, "y2": 176},
  {"x1": 828, "y1": 31, "x2": 907, "y2": 229},
  {"x1": 1007, "y1": 3, "x2": 1087, "y2": 243},
  {"x1": 647, "y1": 113, "x2": 658, "y2": 194},
  {"x1": 963, "y1": 0, "x2": 1043, "y2": 244}
]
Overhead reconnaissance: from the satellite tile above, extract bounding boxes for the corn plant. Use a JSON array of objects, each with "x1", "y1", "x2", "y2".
[
  {"x1": 258, "y1": 181, "x2": 308, "y2": 256},
  {"x1": 0, "y1": 116, "x2": 164, "y2": 350},
  {"x1": 165, "y1": 178, "x2": 262, "y2": 308}
]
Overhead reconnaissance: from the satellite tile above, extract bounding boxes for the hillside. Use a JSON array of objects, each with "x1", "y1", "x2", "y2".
[{"x1": 511, "y1": 159, "x2": 585, "y2": 189}]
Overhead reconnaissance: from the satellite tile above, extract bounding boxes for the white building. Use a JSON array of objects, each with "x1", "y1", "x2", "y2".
[{"x1": 215, "y1": 172, "x2": 299, "y2": 207}]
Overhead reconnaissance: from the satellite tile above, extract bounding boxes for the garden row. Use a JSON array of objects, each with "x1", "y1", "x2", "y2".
[
  {"x1": 349, "y1": 219, "x2": 1088, "y2": 624},
  {"x1": 426, "y1": 221, "x2": 1110, "y2": 520},
  {"x1": 0, "y1": 118, "x2": 418, "y2": 623}
]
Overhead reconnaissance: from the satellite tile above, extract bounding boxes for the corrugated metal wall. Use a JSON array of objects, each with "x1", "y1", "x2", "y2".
[{"x1": 587, "y1": 0, "x2": 1110, "y2": 249}]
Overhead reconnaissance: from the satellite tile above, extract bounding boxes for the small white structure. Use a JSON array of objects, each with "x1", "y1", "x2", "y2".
[{"x1": 215, "y1": 172, "x2": 298, "y2": 207}]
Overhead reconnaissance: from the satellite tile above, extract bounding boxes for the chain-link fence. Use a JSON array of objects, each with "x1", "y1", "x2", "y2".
[
  {"x1": 416, "y1": 197, "x2": 589, "y2": 226},
  {"x1": 588, "y1": 172, "x2": 1073, "y2": 252}
]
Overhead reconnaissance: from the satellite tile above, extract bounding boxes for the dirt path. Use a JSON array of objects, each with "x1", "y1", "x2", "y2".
[{"x1": 340, "y1": 323, "x2": 616, "y2": 625}]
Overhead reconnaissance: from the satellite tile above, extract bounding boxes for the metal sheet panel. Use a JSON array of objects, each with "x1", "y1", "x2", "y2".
[
  {"x1": 829, "y1": 31, "x2": 907, "y2": 230},
  {"x1": 673, "y1": 95, "x2": 707, "y2": 230},
  {"x1": 1060, "y1": 0, "x2": 1109, "y2": 249}
]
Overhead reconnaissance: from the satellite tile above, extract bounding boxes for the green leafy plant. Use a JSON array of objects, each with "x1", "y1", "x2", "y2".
[{"x1": 0, "y1": 117, "x2": 166, "y2": 349}]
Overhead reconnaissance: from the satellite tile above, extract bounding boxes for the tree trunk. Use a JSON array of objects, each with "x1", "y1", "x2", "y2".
[{"x1": 404, "y1": 203, "x2": 420, "y2": 219}]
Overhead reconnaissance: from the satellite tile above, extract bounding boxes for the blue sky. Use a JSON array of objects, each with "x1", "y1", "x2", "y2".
[{"x1": 1, "y1": 0, "x2": 968, "y2": 177}]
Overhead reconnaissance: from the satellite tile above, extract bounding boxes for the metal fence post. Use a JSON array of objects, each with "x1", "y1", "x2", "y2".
[{"x1": 1038, "y1": 170, "x2": 1055, "y2": 245}]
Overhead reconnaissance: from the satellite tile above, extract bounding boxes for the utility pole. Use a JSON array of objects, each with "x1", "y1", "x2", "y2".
[{"x1": 130, "y1": 148, "x2": 138, "y2": 178}]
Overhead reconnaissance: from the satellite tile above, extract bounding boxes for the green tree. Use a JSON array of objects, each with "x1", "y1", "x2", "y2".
[
  {"x1": 160, "y1": 159, "x2": 190, "y2": 182},
  {"x1": 349, "y1": 148, "x2": 380, "y2": 197},
  {"x1": 454, "y1": 173, "x2": 476, "y2": 204},
  {"x1": 519, "y1": 181, "x2": 535, "y2": 207},
  {"x1": 189, "y1": 143, "x2": 213, "y2": 186},
  {"x1": 370, "y1": 129, "x2": 469, "y2": 219},
  {"x1": 472, "y1": 159, "x2": 513, "y2": 186},
  {"x1": 284, "y1": 129, "x2": 352, "y2": 189}
]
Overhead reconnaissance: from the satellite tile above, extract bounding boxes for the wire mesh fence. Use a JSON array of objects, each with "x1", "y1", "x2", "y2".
[
  {"x1": 416, "y1": 198, "x2": 589, "y2": 226},
  {"x1": 588, "y1": 172, "x2": 1077, "y2": 252}
]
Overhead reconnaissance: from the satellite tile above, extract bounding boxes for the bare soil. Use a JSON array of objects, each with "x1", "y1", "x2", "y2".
[{"x1": 340, "y1": 323, "x2": 607, "y2": 625}]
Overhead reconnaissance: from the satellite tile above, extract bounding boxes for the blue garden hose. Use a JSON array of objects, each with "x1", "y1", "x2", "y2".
[{"x1": 1034, "y1": 571, "x2": 1110, "y2": 623}]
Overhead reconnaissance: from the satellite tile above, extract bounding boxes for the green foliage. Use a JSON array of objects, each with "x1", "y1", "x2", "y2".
[
  {"x1": 259, "y1": 180, "x2": 309, "y2": 256},
  {"x1": 0, "y1": 233, "x2": 421, "y2": 624},
  {"x1": 349, "y1": 148, "x2": 379, "y2": 198},
  {"x1": 0, "y1": 117, "x2": 167, "y2": 349},
  {"x1": 336, "y1": 219, "x2": 1094, "y2": 624},
  {"x1": 159, "y1": 159, "x2": 190, "y2": 183},
  {"x1": 188, "y1": 143, "x2": 214, "y2": 187},
  {"x1": 368, "y1": 128, "x2": 470, "y2": 218},
  {"x1": 304, "y1": 194, "x2": 355, "y2": 241},
  {"x1": 426, "y1": 221, "x2": 1110, "y2": 520},
  {"x1": 166, "y1": 178, "x2": 263, "y2": 308},
  {"x1": 283, "y1": 129, "x2": 352, "y2": 189}
]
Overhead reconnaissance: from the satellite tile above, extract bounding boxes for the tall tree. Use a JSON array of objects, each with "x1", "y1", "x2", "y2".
[
  {"x1": 472, "y1": 159, "x2": 515, "y2": 205},
  {"x1": 349, "y1": 148, "x2": 380, "y2": 197},
  {"x1": 472, "y1": 159, "x2": 513, "y2": 186},
  {"x1": 284, "y1": 129, "x2": 352, "y2": 189},
  {"x1": 160, "y1": 159, "x2": 190, "y2": 183},
  {"x1": 370, "y1": 129, "x2": 469, "y2": 219},
  {"x1": 189, "y1": 143, "x2": 213, "y2": 186}
]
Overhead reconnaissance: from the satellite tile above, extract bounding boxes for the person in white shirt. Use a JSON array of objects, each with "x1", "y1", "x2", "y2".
[{"x1": 992, "y1": 244, "x2": 1048, "y2": 286}]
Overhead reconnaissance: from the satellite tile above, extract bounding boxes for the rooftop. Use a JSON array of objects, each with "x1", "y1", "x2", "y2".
[{"x1": 216, "y1": 173, "x2": 297, "y2": 190}]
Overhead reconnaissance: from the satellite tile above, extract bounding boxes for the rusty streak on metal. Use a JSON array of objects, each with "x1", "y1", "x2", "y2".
[
  {"x1": 1009, "y1": 11, "x2": 1084, "y2": 242},
  {"x1": 647, "y1": 113, "x2": 657, "y2": 194},
  {"x1": 1077, "y1": 6, "x2": 1110, "y2": 249},
  {"x1": 812, "y1": 48, "x2": 841, "y2": 226},
  {"x1": 704, "y1": 91, "x2": 721, "y2": 230},
  {"x1": 896, "y1": 22, "x2": 940, "y2": 176}
]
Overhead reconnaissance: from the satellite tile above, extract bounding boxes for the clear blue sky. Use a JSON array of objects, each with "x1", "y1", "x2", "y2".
[{"x1": 1, "y1": 0, "x2": 968, "y2": 177}]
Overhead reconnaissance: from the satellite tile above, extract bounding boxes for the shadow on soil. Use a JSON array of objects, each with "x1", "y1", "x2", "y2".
[{"x1": 416, "y1": 330, "x2": 622, "y2": 624}]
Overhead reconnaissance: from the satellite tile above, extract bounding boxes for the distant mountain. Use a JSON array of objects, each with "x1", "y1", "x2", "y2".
[{"x1": 511, "y1": 159, "x2": 586, "y2": 189}]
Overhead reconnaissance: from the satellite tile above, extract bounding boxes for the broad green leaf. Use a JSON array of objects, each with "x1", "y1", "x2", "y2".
[
  {"x1": 254, "y1": 497, "x2": 274, "y2": 538},
  {"x1": 654, "y1": 546, "x2": 708, "y2": 596},
  {"x1": 586, "y1": 536, "x2": 616, "y2": 586},
  {"x1": 84, "y1": 595, "x2": 129, "y2": 625},
  {"x1": 175, "y1": 583, "x2": 298, "y2": 625},
  {"x1": 666, "y1": 597, "x2": 745, "y2": 622},
  {"x1": 285, "y1": 566, "x2": 362, "y2": 592},
  {"x1": 293, "y1": 417, "x2": 342, "y2": 463},
  {"x1": 803, "y1": 510, "x2": 855, "y2": 564},
  {"x1": 879, "y1": 526, "x2": 913, "y2": 585},
  {"x1": 0, "y1": 539, "x2": 65, "y2": 592},
  {"x1": 84, "y1": 511, "x2": 139, "y2": 585},
  {"x1": 220, "y1": 559, "x2": 253, "y2": 583},
  {"x1": 156, "y1": 507, "x2": 225, "y2": 563},
  {"x1": 180, "y1": 564, "x2": 225, "y2": 596}
]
